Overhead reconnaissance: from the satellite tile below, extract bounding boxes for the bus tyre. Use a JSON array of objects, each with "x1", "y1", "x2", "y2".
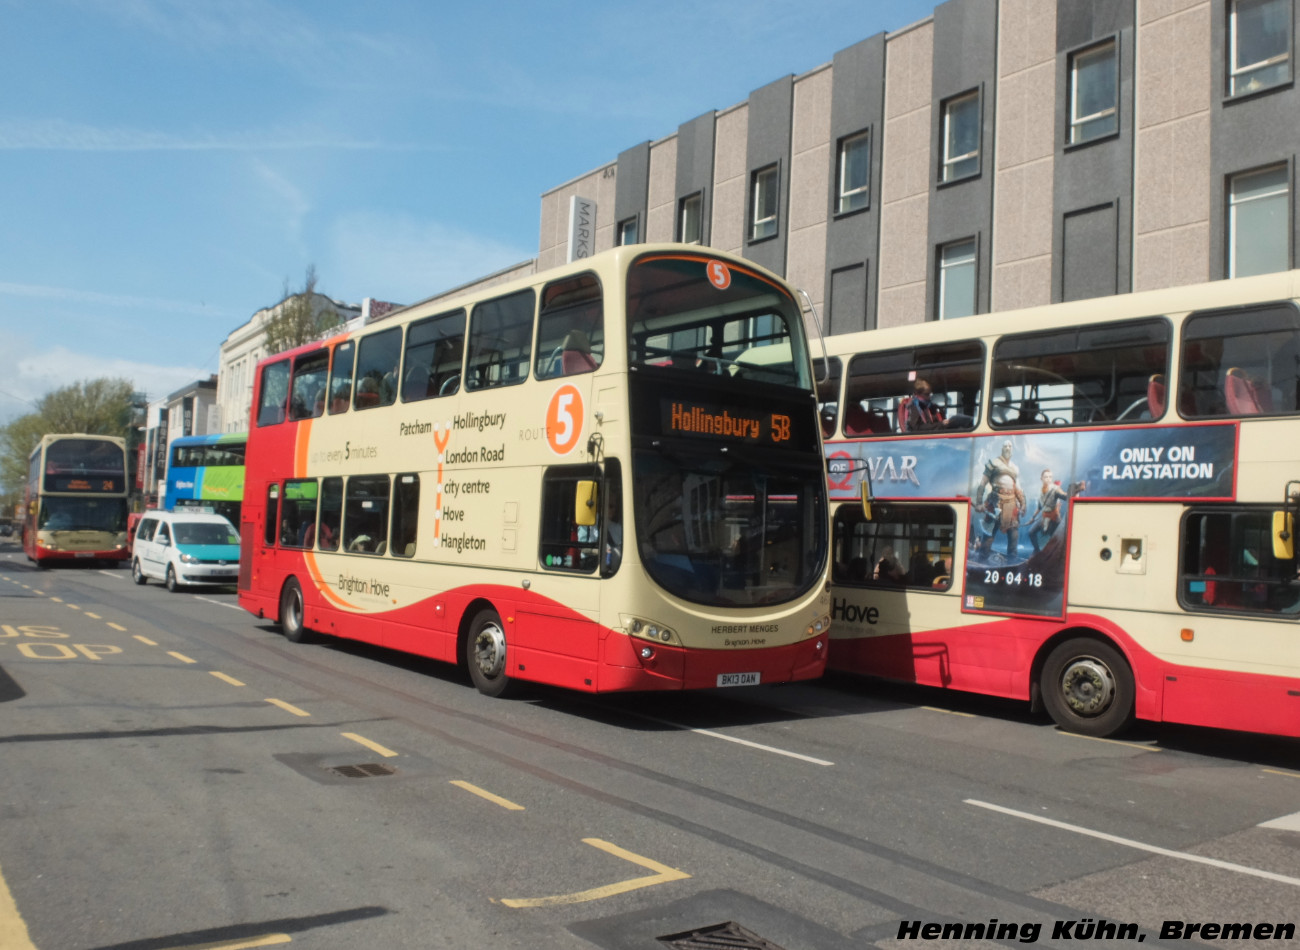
[
  {"x1": 1040, "y1": 637, "x2": 1135, "y2": 738},
  {"x1": 279, "y1": 579, "x2": 311, "y2": 643},
  {"x1": 132, "y1": 559, "x2": 147, "y2": 585},
  {"x1": 165, "y1": 565, "x2": 180, "y2": 593},
  {"x1": 466, "y1": 608, "x2": 515, "y2": 698}
]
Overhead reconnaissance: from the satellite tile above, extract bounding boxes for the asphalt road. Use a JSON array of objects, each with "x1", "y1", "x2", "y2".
[{"x1": 1, "y1": 539, "x2": 1298, "y2": 950}]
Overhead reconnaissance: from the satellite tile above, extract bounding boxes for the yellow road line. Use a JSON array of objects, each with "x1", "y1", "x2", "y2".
[
  {"x1": 158, "y1": 934, "x2": 291, "y2": 950},
  {"x1": 1264, "y1": 768, "x2": 1300, "y2": 779},
  {"x1": 168, "y1": 652, "x2": 197, "y2": 664},
  {"x1": 49, "y1": 597, "x2": 63, "y2": 603},
  {"x1": 1060, "y1": 731, "x2": 1159, "y2": 752},
  {"x1": 210, "y1": 672, "x2": 246, "y2": 687},
  {"x1": 500, "y1": 838, "x2": 689, "y2": 908},
  {"x1": 342, "y1": 732, "x2": 399, "y2": 758},
  {"x1": 67, "y1": 605, "x2": 81, "y2": 611},
  {"x1": 0, "y1": 858, "x2": 37, "y2": 950},
  {"x1": 921, "y1": 705, "x2": 976, "y2": 718},
  {"x1": 265, "y1": 698, "x2": 310, "y2": 717},
  {"x1": 451, "y1": 780, "x2": 524, "y2": 810},
  {"x1": 84, "y1": 612, "x2": 101, "y2": 619},
  {"x1": 113, "y1": 624, "x2": 134, "y2": 634}
]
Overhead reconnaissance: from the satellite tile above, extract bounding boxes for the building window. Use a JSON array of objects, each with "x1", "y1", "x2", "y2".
[
  {"x1": 940, "y1": 91, "x2": 980, "y2": 183},
  {"x1": 619, "y1": 217, "x2": 638, "y2": 245},
  {"x1": 750, "y1": 165, "x2": 779, "y2": 241},
  {"x1": 679, "y1": 193, "x2": 703, "y2": 244},
  {"x1": 837, "y1": 131, "x2": 871, "y2": 214},
  {"x1": 938, "y1": 239, "x2": 977, "y2": 319},
  {"x1": 1230, "y1": 0, "x2": 1292, "y2": 96},
  {"x1": 1069, "y1": 40, "x2": 1118, "y2": 144},
  {"x1": 1228, "y1": 164, "x2": 1289, "y2": 277}
]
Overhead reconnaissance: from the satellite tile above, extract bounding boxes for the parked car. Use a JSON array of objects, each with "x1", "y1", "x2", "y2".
[
  {"x1": 131, "y1": 510, "x2": 240, "y2": 591},
  {"x1": 0, "y1": 523, "x2": 13, "y2": 537}
]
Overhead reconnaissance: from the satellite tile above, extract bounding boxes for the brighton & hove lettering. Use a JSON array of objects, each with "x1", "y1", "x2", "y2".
[
  {"x1": 832, "y1": 598, "x2": 879, "y2": 625},
  {"x1": 453, "y1": 411, "x2": 507, "y2": 433},
  {"x1": 338, "y1": 575, "x2": 390, "y2": 598}
]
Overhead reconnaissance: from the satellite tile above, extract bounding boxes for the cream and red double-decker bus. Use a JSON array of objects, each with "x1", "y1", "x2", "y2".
[
  {"x1": 23, "y1": 433, "x2": 130, "y2": 567},
  {"x1": 819, "y1": 270, "x2": 1300, "y2": 738},
  {"x1": 239, "y1": 245, "x2": 831, "y2": 696}
]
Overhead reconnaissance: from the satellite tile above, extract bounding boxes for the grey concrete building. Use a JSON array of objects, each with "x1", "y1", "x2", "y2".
[{"x1": 539, "y1": 0, "x2": 1300, "y2": 331}]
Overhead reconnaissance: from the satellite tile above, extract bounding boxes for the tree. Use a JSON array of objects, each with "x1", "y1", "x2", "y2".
[
  {"x1": 263, "y1": 265, "x2": 343, "y2": 355},
  {"x1": 0, "y1": 378, "x2": 135, "y2": 497}
]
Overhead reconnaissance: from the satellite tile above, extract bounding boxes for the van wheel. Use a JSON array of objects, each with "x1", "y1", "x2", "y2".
[
  {"x1": 280, "y1": 579, "x2": 311, "y2": 643},
  {"x1": 132, "y1": 559, "x2": 147, "y2": 585},
  {"x1": 165, "y1": 565, "x2": 180, "y2": 593},
  {"x1": 465, "y1": 608, "x2": 514, "y2": 697},
  {"x1": 1040, "y1": 637, "x2": 1134, "y2": 737}
]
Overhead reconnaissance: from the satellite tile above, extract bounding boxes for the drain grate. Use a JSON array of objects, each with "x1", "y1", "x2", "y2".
[
  {"x1": 658, "y1": 921, "x2": 787, "y2": 949},
  {"x1": 327, "y1": 762, "x2": 397, "y2": 779}
]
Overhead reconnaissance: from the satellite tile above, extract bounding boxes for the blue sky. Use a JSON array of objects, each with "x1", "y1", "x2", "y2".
[{"x1": 0, "y1": 0, "x2": 936, "y2": 424}]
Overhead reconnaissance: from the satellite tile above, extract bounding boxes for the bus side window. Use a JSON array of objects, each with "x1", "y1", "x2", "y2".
[
  {"x1": 833, "y1": 502, "x2": 956, "y2": 590},
  {"x1": 280, "y1": 479, "x2": 319, "y2": 548},
  {"x1": 289, "y1": 349, "x2": 329, "y2": 421},
  {"x1": 257, "y1": 361, "x2": 290, "y2": 427},
  {"x1": 1180, "y1": 303, "x2": 1300, "y2": 418},
  {"x1": 318, "y1": 478, "x2": 342, "y2": 551},
  {"x1": 355, "y1": 327, "x2": 402, "y2": 410},
  {"x1": 391, "y1": 474, "x2": 419, "y2": 557},
  {"x1": 344, "y1": 476, "x2": 390, "y2": 555},
  {"x1": 328, "y1": 341, "x2": 356, "y2": 414},
  {"x1": 1180, "y1": 508, "x2": 1300, "y2": 613},
  {"x1": 467, "y1": 289, "x2": 535, "y2": 390},
  {"x1": 536, "y1": 274, "x2": 603, "y2": 380},
  {"x1": 264, "y1": 483, "x2": 280, "y2": 547},
  {"x1": 402, "y1": 309, "x2": 465, "y2": 402},
  {"x1": 539, "y1": 467, "x2": 601, "y2": 573}
]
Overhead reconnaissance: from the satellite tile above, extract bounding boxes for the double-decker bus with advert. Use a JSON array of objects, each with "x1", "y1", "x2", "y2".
[
  {"x1": 23, "y1": 433, "x2": 130, "y2": 567},
  {"x1": 819, "y1": 271, "x2": 1300, "y2": 738},
  {"x1": 163, "y1": 432, "x2": 246, "y2": 524},
  {"x1": 239, "y1": 244, "x2": 831, "y2": 696}
]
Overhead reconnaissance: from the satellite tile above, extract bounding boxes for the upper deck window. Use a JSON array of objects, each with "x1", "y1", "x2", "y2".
[
  {"x1": 402, "y1": 309, "x2": 466, "y2": 402},
  {"x1": 466, "y1": 289, "x2": 535, "y2": 391},
  {"x1": 535, "y1": 274, "x2": 603, "y2": 380},
  {"x1": 1180, "y1": 302, "x2": 1300, "y2": 417},
  {"x1": 327, "y1": 341, "x2": 355, "y2": 414},
  {"x1": 289, "y1": 349, "x2": 328, "y2": 421},
  {"x1": 990, "y1": 318, "x2": 1170, "y2": 428},
  {"x1": 257, "y1": 360, "x2": 290, "y2": 427},
  {"x1": 354, "y1": 327, "x2": 401, "y2": 410},
  {"x1": 625, "y1": 255, "x2": 812, "y2": 391},
  {"x1": 842, "y1": 341, "x2": 983, "y2": 436}
]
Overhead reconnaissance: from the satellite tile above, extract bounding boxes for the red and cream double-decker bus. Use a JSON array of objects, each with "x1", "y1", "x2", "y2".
[
  {"x1": 23, "y1": 433, "x2": 130, "y2": 567},
  {"x1": 239, "y1": 245, "x2": 831, "y2": 696},
  {"x1": 819, "y1": 270, "x2": 1300, "y2": 738}
]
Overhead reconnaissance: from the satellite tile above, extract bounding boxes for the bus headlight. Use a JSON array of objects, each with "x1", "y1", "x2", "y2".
[
  {"x1": 621, "y1": 615, "x2": 677, "y2": 645},
  {"x1": 806, "y1": 613, "x2": 831, "y2": 637}
]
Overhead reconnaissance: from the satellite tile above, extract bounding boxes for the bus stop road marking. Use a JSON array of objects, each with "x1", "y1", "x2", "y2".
[
  {"x1": 265, "y1": 698, "x2": 310, "y2": 717},
  {"x1": 0, "y1": 857, "x2": 37, "y2": 950},
  {"x1": 1258, "y1": 811, "x2": 1300, "y2": 832},
  {"x1": 965, "y1": 799, "x2": 1300, "y2": 887},
  {"x1": 156, "y1": 934, "x2": 291, "y2": 950},
  {"x1": 499, "y1": 838, "x2": 689, "y2": 908},
  {"x1": 627, "y1": 712, "x2": 834, "y2": 766},
  {"x1": 342, "y1": 732, "x2": 398, "y2": 758},
  {"x1": 450, "y1": 780, "x2": 524, "y2": 810}
]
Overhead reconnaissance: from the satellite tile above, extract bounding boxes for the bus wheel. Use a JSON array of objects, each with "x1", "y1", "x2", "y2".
[
  {"x1": 466, "y1": 608, "x2": 514, "y2": 698},
  {"x1": 279, "y1": 579, "x2": 311, "y2": 643},
  {"x1": 131, "y1": 559, "x2": 147, "y2": 585},
  {"x1": 165, "y1": 565, "x2": 180, "y2": 593},
  {"x1": 1040, "y1": 637, "x2": 1134, "y2": 737}
]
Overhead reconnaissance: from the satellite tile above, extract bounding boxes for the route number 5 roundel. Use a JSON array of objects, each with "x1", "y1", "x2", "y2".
[{"x1": 546, "y1": 384, "x2": 585, "y2": 454}]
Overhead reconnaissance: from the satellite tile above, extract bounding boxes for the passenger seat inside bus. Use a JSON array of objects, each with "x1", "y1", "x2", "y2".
[
  {"x1": 561, "y1": 330, "x2": 597, "y2": 375},
  {"x1": 1147, "y1": 374, "x2": 1166, "y2": 418},
  {"x1": 1224, "y1": 367, "x2": 1272, "y2": 415}
]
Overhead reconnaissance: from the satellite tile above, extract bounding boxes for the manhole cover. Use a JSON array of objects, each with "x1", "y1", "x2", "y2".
[
  {"x1": 327, "y1": 762, "x2": 397, "y2": 779},
  {"x1": 658, "y1": 921, "x2": 787, "y2": 949}
]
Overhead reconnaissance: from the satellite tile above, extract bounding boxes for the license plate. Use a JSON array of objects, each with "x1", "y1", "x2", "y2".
[
  {"x1": 75, "y1": 552, "x2": 94, "y2": 558},
  {"x1": 717, "y1": 671, "x2": 760, "y2": 687}
]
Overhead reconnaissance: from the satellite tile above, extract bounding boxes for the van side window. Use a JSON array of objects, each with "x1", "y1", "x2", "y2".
[
  {"x1": 137, "y1": 518, "x2": 157, "y2": 542},
  {"x1": 328, "y1": 341, "x2": 356, "y2": 414},
  {"x1": 257, "y1": 361, "x2": 290, "y2": 427}
]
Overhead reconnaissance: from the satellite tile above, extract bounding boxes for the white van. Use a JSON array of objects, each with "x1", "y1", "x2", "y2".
[{"x1": 131, "y1": 510, "x2": 241, "y2": 591}]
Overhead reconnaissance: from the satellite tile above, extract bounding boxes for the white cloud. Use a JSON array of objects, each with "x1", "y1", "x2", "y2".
[
  {"x1": 328, "y1": 213, "x2": 534, "y2": 305},
  {"x1": 0, "y1": 118, "x2": 403, "y2": 152}
]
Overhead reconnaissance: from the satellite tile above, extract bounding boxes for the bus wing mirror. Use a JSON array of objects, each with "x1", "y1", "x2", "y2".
[
  {"x1": 574, "y1": 480, "x2": 599, "y2": 527},
  {"x1": 1273, "y1": 510, "x2": 1294, "y2": 561},
  {"x1": 859, "y1": 476, "x2": 873, "y2": 521}
]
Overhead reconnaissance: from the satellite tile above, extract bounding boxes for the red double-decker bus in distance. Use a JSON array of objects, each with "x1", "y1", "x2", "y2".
[
  {"x1": 239, "y1": 244, "x2": 832, "y2": 696},
  {"x1": 23, "y1": 433, "x2": 130, "y2": 568},
  {"x1": 819, "y1": 269, "x2": 1300, "y2": 739}
]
